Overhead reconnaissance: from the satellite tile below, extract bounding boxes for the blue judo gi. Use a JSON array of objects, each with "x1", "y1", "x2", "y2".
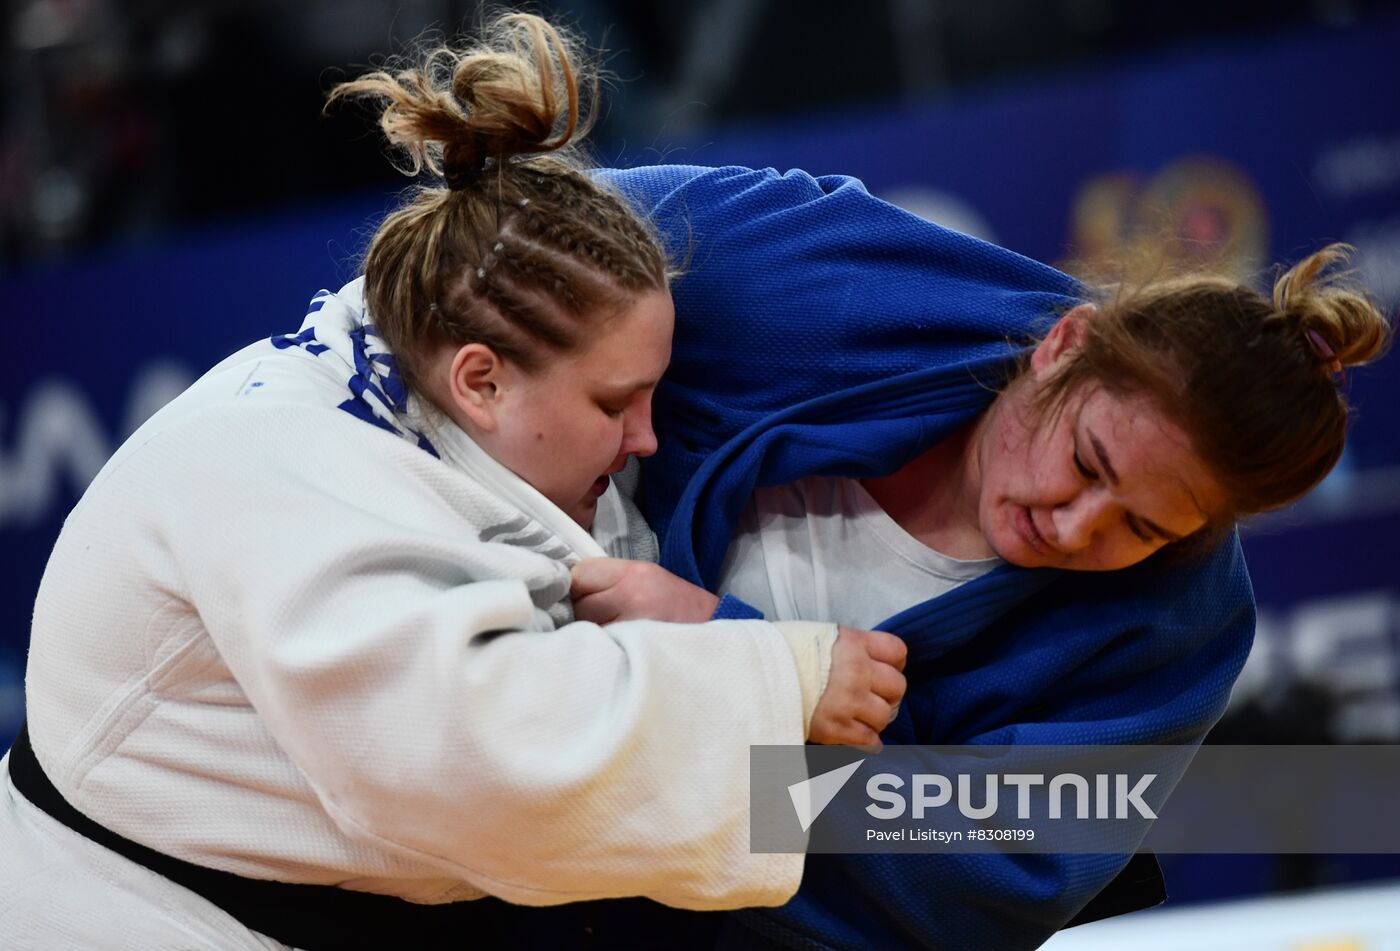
[{"x1": 594, "y1": 165, "x2": 1257, "y2": 951}]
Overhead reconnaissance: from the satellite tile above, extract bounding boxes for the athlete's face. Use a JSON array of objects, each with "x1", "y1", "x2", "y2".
[
  {"x1": 973, "y1": 309, "x2": 1225, "y2": 571},
  {"x1": 443, "y1": 290, "x2": 674, "y2": 528}
]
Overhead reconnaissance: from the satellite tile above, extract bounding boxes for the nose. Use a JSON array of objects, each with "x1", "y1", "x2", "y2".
[
  {"x1": 1050, "y1": 492, "x2": 1114, "y2": 552},
  {"x1": 622, "y1": 400, "x2": 658, "y2": 458}
]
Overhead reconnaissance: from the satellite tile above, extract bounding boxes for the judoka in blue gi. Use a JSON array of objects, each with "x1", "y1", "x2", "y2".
[{"x1": 562, "y1": 162, "x2": 1373, "y2": 949}]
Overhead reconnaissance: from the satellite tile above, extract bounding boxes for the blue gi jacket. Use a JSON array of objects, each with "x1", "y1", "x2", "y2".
[{"x1": 596, "y1": 165, "x2": 1257, "y2": 951}]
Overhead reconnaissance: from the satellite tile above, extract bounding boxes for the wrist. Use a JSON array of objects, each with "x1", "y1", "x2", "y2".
[{"x1": 771, "y1": 621, "x2": 840, "y2": 738}]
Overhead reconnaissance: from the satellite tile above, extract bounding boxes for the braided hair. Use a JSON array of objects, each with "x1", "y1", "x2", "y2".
[{"x1": 327, "y1": 13, "x2": 670, "y2": 398}]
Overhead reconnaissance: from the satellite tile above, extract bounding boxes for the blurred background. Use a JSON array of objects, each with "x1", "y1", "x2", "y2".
[{"x1": 3, "y1": 0, "x2": 1400, "y2": 944}]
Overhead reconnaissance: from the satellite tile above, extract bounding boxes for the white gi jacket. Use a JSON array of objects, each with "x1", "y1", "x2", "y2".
[{"x1": 18, "y1": 280, "x2": 832, "y2": 912}]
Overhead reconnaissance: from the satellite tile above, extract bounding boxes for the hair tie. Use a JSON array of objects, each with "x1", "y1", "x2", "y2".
[
  {"x1": 443, "y1": 155, "x2": 507, "y2": 190},
  {"x1": 442, "y1": 132, "x2": 499, "y2": 191},
  {"x1": 1306, "y1": 329, "x2": 1343, "y2": 375},
  {"x1": 443, "y1": 160, "x2": 484, "y2": 191}
]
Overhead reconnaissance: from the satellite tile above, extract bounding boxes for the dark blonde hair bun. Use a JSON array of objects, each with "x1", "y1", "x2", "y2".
[
  {"x1": 324, "y1": 12, "x2": 667, "y2": 402},
  {"x1": 1272, "y1": 244, "x2": 1391, "y2": 373},
  {"x1": 327, "y1": 12, "x2": 596, "y2": 189}
]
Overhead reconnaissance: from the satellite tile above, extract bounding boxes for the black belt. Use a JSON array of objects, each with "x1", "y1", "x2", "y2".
[
  {"x1": 5, "y1": 723, "x2": 725, "y2": 949},
  {"x1": 5, "y1": 723, "x2": 1155, "y2": 947},
  {"x1": 4, "y1": 722, "x2": 528, "y2": 949}
]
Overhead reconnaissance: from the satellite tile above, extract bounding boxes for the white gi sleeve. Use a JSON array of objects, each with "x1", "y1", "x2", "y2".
[{"x1": 129, "y1": 403, "x2": 811, "y2": 909}]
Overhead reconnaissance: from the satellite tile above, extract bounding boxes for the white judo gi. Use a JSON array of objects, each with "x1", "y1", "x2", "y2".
[{"x1": 0, "y1": 280, "x2": 834, "y2": 949}]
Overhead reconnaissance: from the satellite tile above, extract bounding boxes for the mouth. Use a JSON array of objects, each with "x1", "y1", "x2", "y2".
[
  {"x1": 588, "y1": 474, "x2": 611, "y2": 498},
  {"x1": 1015, "y1": 506, "x2": 1054, "y2": 556}
]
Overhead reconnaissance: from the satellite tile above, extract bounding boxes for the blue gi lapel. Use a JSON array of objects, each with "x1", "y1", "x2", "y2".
[{"x1": 663, "y1": 354, "x2": 1019, "y2": 587}]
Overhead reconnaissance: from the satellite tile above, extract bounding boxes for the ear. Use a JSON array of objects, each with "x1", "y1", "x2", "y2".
[
  {"x1": 1030, "y1": 302, "x2": 1096, "y2": 376},
  {"x1": 446, "y1": 343, "x2": 505, "y2": 432}
]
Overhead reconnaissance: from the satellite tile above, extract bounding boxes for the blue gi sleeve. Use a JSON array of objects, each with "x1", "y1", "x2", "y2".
[{"x1": 597, "y1": 163, "x2": 1255, "y2": 950}]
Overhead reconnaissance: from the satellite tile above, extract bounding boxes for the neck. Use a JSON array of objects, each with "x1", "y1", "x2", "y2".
[{"x1": 861, "y1": 412, "x2": 993, "y2": 560}]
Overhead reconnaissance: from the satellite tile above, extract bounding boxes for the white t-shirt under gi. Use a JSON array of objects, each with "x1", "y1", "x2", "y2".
[{"x1": 720, "y1": 476, "x2": 1002, "y2": 629}]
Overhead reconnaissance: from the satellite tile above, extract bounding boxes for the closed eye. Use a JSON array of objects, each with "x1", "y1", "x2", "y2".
[
  {"x1": 1125, "y1": 514, "x2": 1156, "y2": 544},
  {"x1": 1079, "y1": 430, "x2": 1182, "y2": 545},
  {"x1": 1074, "y1": 448, "x2": 1098, "y2": 481}
]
